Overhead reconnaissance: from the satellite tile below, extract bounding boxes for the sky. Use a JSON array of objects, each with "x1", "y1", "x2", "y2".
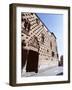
[{"x1": 37, "y1": 13, "x2": 64, "y2": 58}]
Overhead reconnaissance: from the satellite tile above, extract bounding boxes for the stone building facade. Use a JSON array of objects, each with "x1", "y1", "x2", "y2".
[{"x1": 21, "y1": 12, "x2": 59, "y2": 73}]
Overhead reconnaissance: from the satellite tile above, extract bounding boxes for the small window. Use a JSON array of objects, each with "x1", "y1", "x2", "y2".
[
  {"x1": 42, "y1": 25, "x2": 44, "y2": 27},
  {"x1": 21, "y1": 34, "x2": 23, "y2": 36},
  {"x1": 21, "y1": 18, "x2": 24, "y2": 22},
  {"x1": 26, "y1": 14, "x2": 27, "y2": 16},
  {"x1": 26, "y1": 37, "x2": 28, "y2": 39},
  {"x1": 36, "y1": 18, "x2": 40, "y2": 24},
  {"x1": 31, "y1": 13, "x2": 33, "y2": 15},
  {"x1": 21, "y1": 13, "x2": 25, "y2": 16},
  {"x1": 47, "y1": 49, "x2": 49, "y2": 52}
]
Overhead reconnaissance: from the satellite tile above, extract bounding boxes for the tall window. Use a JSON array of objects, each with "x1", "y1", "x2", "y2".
[
  {"x1": 52, "y1": 51, "x2": 54, "y2": 57},
  {"x1": 41, "y1": 33, "x2": 44, "y2": 43},
  {"x1": 50, "y1": 41, "x2": 52, "y2": 49}
]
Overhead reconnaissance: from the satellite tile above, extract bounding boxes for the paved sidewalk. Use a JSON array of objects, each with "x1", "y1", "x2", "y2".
[
  {"x1": 21, "y1": 66, "x2": 63, "y2": 77},
  {"x1": 34, "y1": 66, "x2": 63, "y2": 77}
]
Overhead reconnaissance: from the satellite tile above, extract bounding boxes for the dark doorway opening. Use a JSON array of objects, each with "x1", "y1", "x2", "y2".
[
  {"x1": 26, "y1": 50, "x2": 39, "y2": 73},
  {"x1": 22, "y1": 49, "x2": 39, "y2": 73}
]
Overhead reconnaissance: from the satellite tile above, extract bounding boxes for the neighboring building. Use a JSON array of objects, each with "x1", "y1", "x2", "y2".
[{"x1": 21, "y1": 12, "x2": 59, "y2": 73}]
